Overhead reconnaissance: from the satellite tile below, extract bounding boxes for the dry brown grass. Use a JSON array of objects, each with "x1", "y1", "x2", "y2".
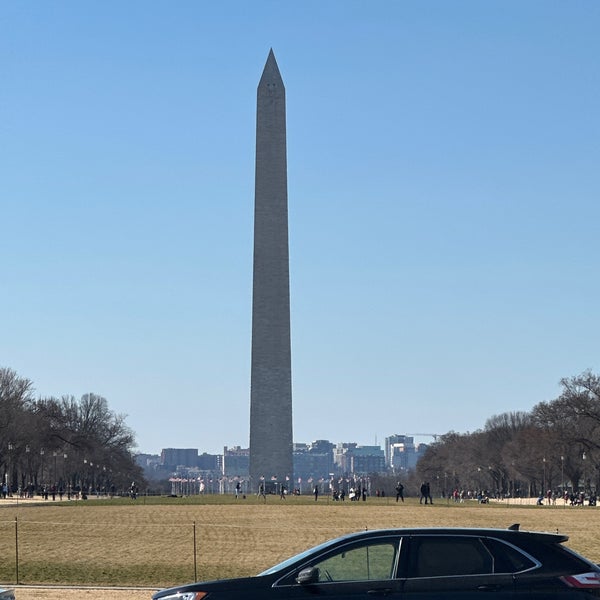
[{"x1": 2, "y1": 495, "x2": 600, "y2": 598}]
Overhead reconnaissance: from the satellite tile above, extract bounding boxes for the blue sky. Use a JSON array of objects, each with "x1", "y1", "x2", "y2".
[{"x1": 2, "y1": 2, "x2": 599, "y2": 455}]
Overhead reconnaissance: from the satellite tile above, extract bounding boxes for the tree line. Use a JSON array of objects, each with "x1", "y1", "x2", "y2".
[
  {"x1": 0, "y1": 367, "x2": 145, "y2": 496},
  {"x1": 415, "y1": 370, "x2": 600, "y2": 499}
]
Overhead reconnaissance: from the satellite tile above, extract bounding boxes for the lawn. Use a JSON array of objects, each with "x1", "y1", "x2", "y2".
[{"x1": 0, "y1": 494, "x2": 598, "y2": 588}]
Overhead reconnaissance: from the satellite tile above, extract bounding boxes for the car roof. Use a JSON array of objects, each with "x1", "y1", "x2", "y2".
[{"x1": 335, "y1": 527, "x2": 569, "y2": 544}]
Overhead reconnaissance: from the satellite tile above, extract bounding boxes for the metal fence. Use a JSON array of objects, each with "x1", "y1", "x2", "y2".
[{"x1": 0, "y1": 515, "x2": 230, "y2": 587}]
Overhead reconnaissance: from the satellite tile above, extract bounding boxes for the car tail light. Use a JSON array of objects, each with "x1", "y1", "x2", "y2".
[{"x1": 561, "y1": 572, "x2": 600, "y2": 588}]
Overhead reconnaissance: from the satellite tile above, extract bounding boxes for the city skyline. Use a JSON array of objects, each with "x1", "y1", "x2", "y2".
[
  {"x1": 145, "y1": 434, "x2": 425, "y2": 485},
  {"x1": 150, "y1": 433, "x2": 431, "y2": 458},
  {"x1": 2, "y1": 3, "x2": 598, "y2": 456}
]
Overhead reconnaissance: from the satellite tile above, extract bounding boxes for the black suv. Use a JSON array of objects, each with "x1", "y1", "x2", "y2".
[{"x1": 153, "y1": 525, "x2": 600, "y2": 599}]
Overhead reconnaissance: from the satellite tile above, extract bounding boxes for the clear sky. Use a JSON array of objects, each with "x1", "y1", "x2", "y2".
[{"x1": 2, "y1": 2, "x2": 599, "y2": 455}]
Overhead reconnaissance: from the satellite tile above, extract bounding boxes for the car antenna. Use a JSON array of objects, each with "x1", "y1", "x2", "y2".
[{"x1": 508, "y1": 523, "x2": 520, "y2": 531}]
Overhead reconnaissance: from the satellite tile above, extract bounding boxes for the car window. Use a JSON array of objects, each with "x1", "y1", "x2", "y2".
[
  {"x1": 311, "y1": 542, "x2": 397, "y2": 582},
  {"x1": 517, "y1": 538, "x2": 593, "y2": 572},
  {"x1": 482, "y1": 538, "x2": 537, "y2": 573},
  {"x1": 406, "y1": 536, "x2": 494, "y2": 578}
]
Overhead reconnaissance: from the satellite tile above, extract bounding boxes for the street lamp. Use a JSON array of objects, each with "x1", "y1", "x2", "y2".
[
  {"x1": 444, "y1": 472, "x2": 448, "y2": 503},
  {"x1": 7, "y1": 442, "x2": 14, "y2": 496},
  {"x1": 560, "y1": 455, "x2": 565, "y2": 506},
  {"x1": 583, "y1": 452, "x2": 587, "y2": 495},
  {"x1": 63, "y1": 453, "x2": 67, "y2": 484},
  {"x1": 542, "y1": 457, "x2": 546, "y2": 499},
  {"x1": 40, "y1": 448, "x2": 45, "y2": 490},
  {"x1": 62, "y1": 453, "x2": 68, "y2": 498},
  {"x1": 25, "y1": 445, "x2": 30, "y2": 495}
]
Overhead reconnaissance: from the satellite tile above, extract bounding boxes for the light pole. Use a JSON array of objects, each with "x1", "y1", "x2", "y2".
[
  {"x1": 25, "y1": 445, "x2": 30, "y2": 495},
  {"x1": 83, "y1": 458, "x2": 88, "y2": 496},
  {"x1": 582, "y1": 452, "x2": 587, "y2": 496},
  {"x1": 40, "y1": 448, "x2": 45, "y2": 492},
  {"x1": 560, "y1": 455, "x2": 565, "y2": 503},
  {"x1": 7, "y1": 442, "x2": 14, "y2": 496},
  {"x1": 542, "y1": 457, "x2": 546, "y2": 500},
  {"x1": 444, "y1": 472, "x2": 448, "y2": 504}
]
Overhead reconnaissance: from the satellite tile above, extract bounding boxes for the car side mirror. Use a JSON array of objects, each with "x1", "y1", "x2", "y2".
[{"x1": 296, "y1": 567, "x2": 319, "y2": 585}]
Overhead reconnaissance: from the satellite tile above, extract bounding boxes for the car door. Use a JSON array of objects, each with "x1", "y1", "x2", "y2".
[
  {"x1": 275, "y1": 537, "x2": 403, "y2": 600},
  {"x1": 398, "y1": 535, "x2": 516, "y2": 599}
]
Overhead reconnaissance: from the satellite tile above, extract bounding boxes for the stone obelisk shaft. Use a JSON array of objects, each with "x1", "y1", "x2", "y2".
[{"x1": 249, "y1": 50, "x2": 293, "y2": 490}]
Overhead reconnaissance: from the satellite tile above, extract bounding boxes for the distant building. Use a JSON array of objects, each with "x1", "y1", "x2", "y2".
[
  {"x1": 385, "y1": 435, "x2": 414, "y2": 467},
  {"x1": 334, "y1": 443, "x2": 385, "y2": 475},
  {"x1": 134, "y1": 453, "x2": 159, "y2": 469},
  {"x1": 293, "y1": 440, "x2": 335, "y2": 483},
  {"x1": 134, "y1": 453, "x2": 162, "y2": 480},
  {"x1": 160, "y1": 448, "x2": 198, "y2": 468},
  {"x1": 220, "y1": 446, "x2": 249, "y2": 478},
  {"x1": 198, "y1": 452, "x2": 219, "y2": 471},
  {"x1": 385, "y1": 435, "x2": 428, "y2": 472}
]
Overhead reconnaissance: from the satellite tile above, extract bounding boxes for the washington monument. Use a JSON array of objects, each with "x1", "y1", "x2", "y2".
[{"x1": 249, "y1": 49, "x2": 293, "y2": 490}]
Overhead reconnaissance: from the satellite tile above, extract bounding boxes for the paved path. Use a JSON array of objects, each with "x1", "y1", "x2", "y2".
[{"x1": 6, "y1": 586, "x2": 157, "y2": 600}]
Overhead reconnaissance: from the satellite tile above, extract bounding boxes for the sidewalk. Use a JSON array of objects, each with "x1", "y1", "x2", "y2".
[
  {"x1": 0, "y1": 495, "x2": 103, "y2": 506},
  {"x1": 6, "y1": 586, "x2": 156, "y2": 600}
]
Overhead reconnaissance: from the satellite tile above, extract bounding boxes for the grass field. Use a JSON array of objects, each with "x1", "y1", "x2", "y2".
[{"x1": 1, "y1": 494, "x2": 599, "y2": 590}]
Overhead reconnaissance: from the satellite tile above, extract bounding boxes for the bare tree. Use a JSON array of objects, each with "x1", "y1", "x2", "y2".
[
  {"x1": 531, "y1": 371, "x2": 600, "y2": 492},
  {"x1": 416, "y1": 373, "x2": 600, "y2": 498},
  {"x1": 31, "y1": 393, "x2": 144, "y2": 491},
  {"x1": 0, "y1": 367, "x2": 35, "y2": 490}
]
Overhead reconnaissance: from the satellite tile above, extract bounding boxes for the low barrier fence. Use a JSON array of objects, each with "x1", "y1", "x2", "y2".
[
  {"x1": 0, "y1": 499, "x2": 345, "y2": 588},
  {"x1": 0, "y1": 516, "x2": 202, "y2": 587}
]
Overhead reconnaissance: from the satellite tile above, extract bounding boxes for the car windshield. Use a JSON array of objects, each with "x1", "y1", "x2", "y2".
[{"x1": 258, "y1": 537, "x2": 346, "y2": 576}]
